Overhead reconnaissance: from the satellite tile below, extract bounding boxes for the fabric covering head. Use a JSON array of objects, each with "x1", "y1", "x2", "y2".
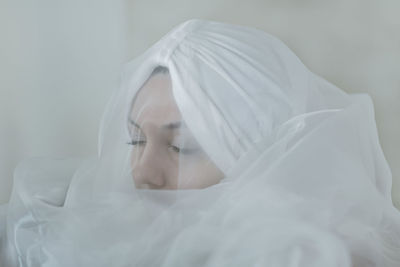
[{"x1": 2, "y1": 19, "x2": 400, "y2": 267}]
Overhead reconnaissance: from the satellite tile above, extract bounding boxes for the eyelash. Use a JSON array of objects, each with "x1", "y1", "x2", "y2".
[
  {"x1": 126, "y1": 140, "x2": 197, "y2": 155},
  {"x1": 126, "y1": 140, "x2": 146, "y2": 146}
]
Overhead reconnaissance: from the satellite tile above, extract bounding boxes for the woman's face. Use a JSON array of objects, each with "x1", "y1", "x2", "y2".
[{"x1": 128, "y1": 72, "x2": 224, "y2": 190}]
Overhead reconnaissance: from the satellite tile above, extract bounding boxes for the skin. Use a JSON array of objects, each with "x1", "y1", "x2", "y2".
[{"x1": 128, "y1": 72, "x2": 224, "y2": 190}]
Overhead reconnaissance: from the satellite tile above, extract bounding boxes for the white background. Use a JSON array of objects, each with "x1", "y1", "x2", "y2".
[{"x1": 0, "y1": 0, "x2": 399, "y2": 208}]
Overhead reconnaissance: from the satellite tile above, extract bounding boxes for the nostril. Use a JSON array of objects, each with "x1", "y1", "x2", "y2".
[{"x1": 147, "y1": 176, "x2": 166, "y2": 188}]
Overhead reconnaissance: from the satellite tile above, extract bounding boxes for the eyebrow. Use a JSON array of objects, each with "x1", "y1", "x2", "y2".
[
  {"x1": 128, "y1": 119, "x2": 183, "y2": 130},
  {"x1": 163, "y1": 121, "x2": 182, "y2": 130}
]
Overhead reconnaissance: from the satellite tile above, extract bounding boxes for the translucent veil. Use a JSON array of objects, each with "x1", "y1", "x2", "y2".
[{"x1": 3, "y1": 19, "x2": 400, "y2": 267}]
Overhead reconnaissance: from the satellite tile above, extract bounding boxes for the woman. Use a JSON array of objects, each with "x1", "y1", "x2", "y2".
[{"x1": 2, "y1": 19, "x2": 400, "y2": 267}]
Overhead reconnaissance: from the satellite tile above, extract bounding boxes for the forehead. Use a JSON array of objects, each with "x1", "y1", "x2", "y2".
[{"x1": 130, "y1": 74, "x2": 181, "y2": 124}]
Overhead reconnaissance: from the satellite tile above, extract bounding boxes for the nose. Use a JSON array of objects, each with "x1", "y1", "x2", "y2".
[{"x1": 131, "y1": 141, "x2": 167, "y2": 189}]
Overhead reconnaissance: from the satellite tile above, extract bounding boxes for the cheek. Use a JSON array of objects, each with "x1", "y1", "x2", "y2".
[
  {"x1": 130, "y1": 147, "x2": 142, "y2": 169},
  {"x1": 130, "y1": 149, "x2": 141, "y2": 185},
  {"x1": 178, "y1": 158, "x2": 224, "y2": 189}
]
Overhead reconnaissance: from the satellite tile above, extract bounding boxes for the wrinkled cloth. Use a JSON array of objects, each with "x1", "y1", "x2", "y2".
[{"x1": 2, "y1": 19, "x2": 400, "y2": 267}]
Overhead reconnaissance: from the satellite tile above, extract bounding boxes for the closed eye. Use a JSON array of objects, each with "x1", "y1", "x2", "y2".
[
  {"x1": 168, "y1": 144, "x2": 199, "y2": 155},
  {"x1": 127, "y1": 140, "x2": 146, "y2": 146}
]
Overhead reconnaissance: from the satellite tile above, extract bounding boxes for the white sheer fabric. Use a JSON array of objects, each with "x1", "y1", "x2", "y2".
[{"x1": 1, "y1": 19, "x2": 400, "y2": 267}]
